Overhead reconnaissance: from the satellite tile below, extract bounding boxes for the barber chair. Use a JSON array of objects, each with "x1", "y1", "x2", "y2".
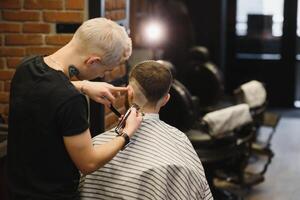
[
  {"x1": 234, "y1": 80, "x2": 280, "y2": 175},
  {"x1": 234, "y1": 80, "x2": 280, "y2": 142},
  {"x1": 180, "y1": 46, "x2": 228, "y2": 114},
  {"x1": 181, "y1": 47, "x2": 279, "y2": 174}
]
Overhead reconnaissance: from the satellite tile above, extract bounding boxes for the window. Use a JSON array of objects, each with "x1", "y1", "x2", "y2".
[{"x1": 236, "y1": 0, "x2": 284, "y2": 59}]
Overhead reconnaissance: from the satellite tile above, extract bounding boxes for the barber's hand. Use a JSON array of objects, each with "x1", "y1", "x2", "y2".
[
  {"x1": 123, "y1": 107, "x2": 143, "y2": 138},
  {"x1": 82, "y1": 81, "x2": 127, "y2": 107}
]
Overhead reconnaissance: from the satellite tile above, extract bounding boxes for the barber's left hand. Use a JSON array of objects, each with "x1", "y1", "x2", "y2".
[{"x1": 81, "y1": 81, "x2": 127, "y2": 107}]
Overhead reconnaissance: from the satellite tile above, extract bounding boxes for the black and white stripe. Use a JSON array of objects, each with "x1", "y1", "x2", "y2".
[{"x1": 80, "y1": 113, "x2": 213, "y2": 200}]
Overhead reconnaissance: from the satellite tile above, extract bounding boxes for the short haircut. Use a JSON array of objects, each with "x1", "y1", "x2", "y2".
[
  {"x1": 73, "y1": 18, "x2": 132, "y2": 66},
  {"x1": 129, "y1": 60, "x2": 173, "y2": 104}
]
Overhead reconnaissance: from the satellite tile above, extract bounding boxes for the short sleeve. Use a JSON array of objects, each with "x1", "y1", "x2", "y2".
[{"x1": 56, "y1": 94, "x2": 89, "y2": 136}]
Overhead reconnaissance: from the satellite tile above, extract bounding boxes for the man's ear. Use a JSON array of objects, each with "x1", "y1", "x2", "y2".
[
  {"x1": 161, "y1": 93, "x2": 170, "y2": 107},
  {"x1": 127, "y1": 85, "x2": 134, "y2": 101},
  {"x1": 85, "y1": 56, "x2": 101, "y2": 65}
]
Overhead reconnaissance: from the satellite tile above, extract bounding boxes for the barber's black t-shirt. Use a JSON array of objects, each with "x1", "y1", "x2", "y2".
[{"x1": 7, "y1": 56, "x2": 89, "y2": 200}]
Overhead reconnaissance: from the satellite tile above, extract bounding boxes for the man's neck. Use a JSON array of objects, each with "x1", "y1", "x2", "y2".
[
  {"x1": 44, "y1": 43, "x2": 82, "y2": 79},
  {"x1": 141, "y1": 107, "x2": 159, "y2": 114},
  {"x1": 135, "y1": 102, "x2": 160, "y2": 114}
]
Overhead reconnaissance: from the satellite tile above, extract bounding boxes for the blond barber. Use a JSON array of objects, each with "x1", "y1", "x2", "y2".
[{"x1": 7, "y1": 18, "x2": 142, "y2": 200}]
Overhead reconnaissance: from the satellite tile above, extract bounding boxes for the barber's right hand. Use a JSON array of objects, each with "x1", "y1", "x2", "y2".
[
  {"x1": 81, "y1": 81, "x2": 127, "y2": 107},
  {"x1": 123, "y1": 107, "x2": 143, "y2": 138}
]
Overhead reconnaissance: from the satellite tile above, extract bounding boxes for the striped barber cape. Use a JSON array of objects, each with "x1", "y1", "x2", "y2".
[{"x1": 79, "y1": 113, "x2": 213, "y2": 200}]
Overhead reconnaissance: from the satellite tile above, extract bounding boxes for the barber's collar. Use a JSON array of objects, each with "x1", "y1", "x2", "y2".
[{"x1": 143, "y1": 113, "x2": 159, "y2": 120}]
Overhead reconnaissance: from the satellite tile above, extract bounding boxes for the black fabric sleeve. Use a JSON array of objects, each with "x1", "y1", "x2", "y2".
[{"x1": 56, "y1": 94, "x2": 89, "y2": 136}]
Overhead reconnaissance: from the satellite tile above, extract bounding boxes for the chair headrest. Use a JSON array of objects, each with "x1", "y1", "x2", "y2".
[
  {"x1": 203, "y1": 104, "x2": 253, "y2": 137},
  {"x1": 236, "y1": 80, "x2": 267, "y2": 108},
  {"x1": 188, "y1": 46, "x2": 210, "y2": 63}
]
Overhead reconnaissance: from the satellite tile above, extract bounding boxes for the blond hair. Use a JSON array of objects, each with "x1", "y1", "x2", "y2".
[{"x1": 73, "y1": 18, "x2": 132, "y2": 66}]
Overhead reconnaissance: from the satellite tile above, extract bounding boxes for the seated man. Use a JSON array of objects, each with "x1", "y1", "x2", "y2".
[{"x1": 80, "y1": 61, "x2": 213, "y2": 200}]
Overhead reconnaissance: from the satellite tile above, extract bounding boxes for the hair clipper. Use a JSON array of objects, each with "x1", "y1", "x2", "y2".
[{"x1": 115, "y1": 103, "x2": 140, "y2": 134}]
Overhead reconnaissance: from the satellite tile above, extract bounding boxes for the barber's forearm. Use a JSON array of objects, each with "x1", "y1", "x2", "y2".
[
  {"x1": 85, "y1": 127, "x2": 135, "y2": 174},
  {"x1": 83, "y1": 136, "x2": 125, "y2": 175}
]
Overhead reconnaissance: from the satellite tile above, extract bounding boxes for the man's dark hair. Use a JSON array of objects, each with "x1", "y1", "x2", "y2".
[{"x1": 129, "y1": 60, "x2": 173, "y2": 104}]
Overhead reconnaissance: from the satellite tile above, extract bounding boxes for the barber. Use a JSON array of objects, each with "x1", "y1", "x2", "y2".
[{"x1": 7, "y1": 18, "x2": 142, "y2": 200}]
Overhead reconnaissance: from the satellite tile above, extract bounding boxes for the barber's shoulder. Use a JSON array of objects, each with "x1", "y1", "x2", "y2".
[
  {"x1": 21, "y1": 55, "x2": 38, "y2": 63},
  {"x1": 12, "y1": 56, "x2": 38, "y2": 73},
  {"x1": 11, "y1": 56, "x2": 42, "y2": 84},
  {"x1": 17, "y1": 55, "x2": 39, "y2": 68}
]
